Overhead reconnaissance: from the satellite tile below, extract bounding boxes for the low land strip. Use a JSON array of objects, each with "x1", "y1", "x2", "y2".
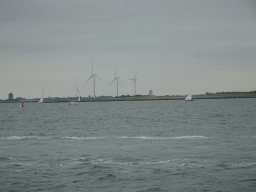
[{"x1": 1, "y1": 92, "x2": 256, "y2": 103}]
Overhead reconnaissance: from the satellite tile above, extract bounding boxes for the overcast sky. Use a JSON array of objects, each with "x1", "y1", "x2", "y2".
[{"x1": 1, "y1": 0, "x2": 256, "y2": 99}]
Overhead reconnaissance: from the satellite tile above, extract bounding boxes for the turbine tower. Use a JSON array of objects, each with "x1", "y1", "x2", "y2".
[
  {"x1": 85, "y1": 58, "x2": 101, "y2": 99},
  {"x1": 128, "y1": 70, "x2": 138, "y2": 96},
  {"x1": 109, "y1": 64, "x2": 123, "y2": 97}
]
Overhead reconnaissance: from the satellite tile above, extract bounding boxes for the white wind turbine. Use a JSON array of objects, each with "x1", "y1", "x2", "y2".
[
  {"x1": 109, "y1": 64, "x2": 123, "y2": 97},
  {"x1": 128, "y1": 70, "x2": 138, "y2": 96},
  {"x1": 84, "y1": 58, "x2": 101, "y2": 99}
]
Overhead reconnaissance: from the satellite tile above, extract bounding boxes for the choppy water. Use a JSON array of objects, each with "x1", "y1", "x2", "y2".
[{"x1": 0, "y1": 99, "x2": 256, "y2": 192}]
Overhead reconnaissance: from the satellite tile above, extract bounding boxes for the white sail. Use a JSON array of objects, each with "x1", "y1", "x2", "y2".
[
  {"x1": 70, "y1": 86, "x2": 80, "y2": 105},
  {"x1": 185, "y1": 93, "x2": 193, "y2": 101},
  {"x1": 77, "y1": 89, "x2": 80, "y2": 102},
  {"x1": 38, "y1": 93, "x2": 43, "y2": 104}
]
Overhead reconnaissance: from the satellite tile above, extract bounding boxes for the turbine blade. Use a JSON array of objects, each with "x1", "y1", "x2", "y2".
[
  {"x1": 134, "y1": 70, "x2": 139, "y2": 78},
  {"x1": 109, "y1": 78, "x2": 116, "y2": 86},
  {"x1": 128, "y1": 78, "x2": 133, "y2": 80},
  {"x1": 92, "y1": 58, "x2": 94, "y2": 75},
  {"x1": 84, "y1": 75, "x2": 93, "y2": 85},
  {"x1": 96, "y1": 76, "x2": 102, "y2": 81},
  {"x1": 115, "y1": 64, "x2": 117, "y2": 77},
  {"x1": 119, "y1": 78, "x2": 124, "y2": 83}
]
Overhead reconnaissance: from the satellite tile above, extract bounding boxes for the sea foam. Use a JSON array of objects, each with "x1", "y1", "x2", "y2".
[
  {"x1": 60, "y1": 135, "x2": 210, "y2": 140},
  {"x1": 0, "y1": 136, "x2": 52, "y2": 140}
]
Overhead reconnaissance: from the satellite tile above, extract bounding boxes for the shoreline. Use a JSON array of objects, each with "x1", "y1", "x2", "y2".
[{"x1": 1, "y1": 93, "x2": 256, "y2": 103}]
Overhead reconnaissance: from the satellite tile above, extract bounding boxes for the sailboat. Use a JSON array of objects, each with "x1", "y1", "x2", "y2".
[
  {"x1": 38, "y1": 93, "x2": 43, "y2": 104},
  {"x1": 77, "y1": 89, "x2": 81, "y2": 102},
  {"x1": 70, "y1": 82, "x2": 80, "y2": 105},
  {"x1": 185, "y1": 93, "x2": 193, "y2": 101}
]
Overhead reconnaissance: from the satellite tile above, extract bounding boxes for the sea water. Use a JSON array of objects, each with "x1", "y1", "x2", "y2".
[{"x1": 0, "y1": 99, "x2": 256, "y2": 192}]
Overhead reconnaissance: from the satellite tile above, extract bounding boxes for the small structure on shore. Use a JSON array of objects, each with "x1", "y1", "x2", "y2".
[
  {"x1": 149, "y1": 89, "x2": 153, "y2": 96},
  {"x1": 8, "y1": 92, "x2": 13, "y2": 100}
]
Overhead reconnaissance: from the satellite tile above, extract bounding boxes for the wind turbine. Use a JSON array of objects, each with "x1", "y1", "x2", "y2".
[
  {"x1": 128, "y1": 70, "x2": 138, "y2": 96},
  {"x1": 84, "y1": 58, "x2": 101, "y2": 99},
  {"x1": 109, "y1": 64, "x2": 123, "y2": 97}
]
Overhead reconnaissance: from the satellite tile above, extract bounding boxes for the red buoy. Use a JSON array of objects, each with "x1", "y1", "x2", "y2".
[{"x1": 20, "y1": 102, "x2": 24, "y2": 107}]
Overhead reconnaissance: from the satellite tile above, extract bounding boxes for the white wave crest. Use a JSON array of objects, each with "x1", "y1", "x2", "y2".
[
  {"x1": 60, "y1": 135, "x2": 210, "y2": 141},
  {"x1": 91, "y1": 160, "x2": 132, "y2": 166},
  {"x1": 61, "y1": 136, "x2": 106, "y2": 140},
  {"x1": 90, "y1": 159, "x2": 190, "y2": 166},
  {"x1": 116, "y1": 136, "x2": 210, "y2": 140},
  {"x1": 0, "y1": 136, "x2": 52, "y2": 140},
  {"x1": 172, "y1": 136, "x2": 210, "y2": 139}
]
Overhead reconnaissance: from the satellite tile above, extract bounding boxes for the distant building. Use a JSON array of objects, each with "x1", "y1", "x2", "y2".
[
  {"x1": 15, "y1": 97, "x2": 25, "y2": 100},
  {"x1": 8, "y1": 92, "x2": 13, "y2": 100},
  {"x1": 99, "y1": 95, "x2": 113, "y2": 98},
  {"x1": 149, "y1": 89, "x2": 153, "y2": 96}
]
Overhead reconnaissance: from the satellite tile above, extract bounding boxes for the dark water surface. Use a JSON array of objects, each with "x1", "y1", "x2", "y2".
[{"x1": 1, "y1": 99, "x2": 256, "y2": 191}]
